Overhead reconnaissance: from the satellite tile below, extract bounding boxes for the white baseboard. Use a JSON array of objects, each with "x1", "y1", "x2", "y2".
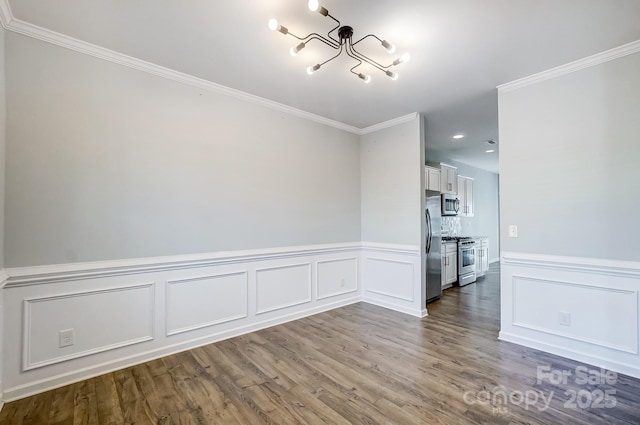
[
  {"x1": 362, "y1": 296, "x2": 426, "y2": 318},
  {"x1": 489, "y1": 257, "x2": 500, "y2": 264},
  {"x1": 499, "y1": 331, "x2": 640, "y2": 380}
]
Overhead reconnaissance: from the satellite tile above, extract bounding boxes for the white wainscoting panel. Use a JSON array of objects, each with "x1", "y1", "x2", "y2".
[
  {"x1": 0, "y1": 242, "x2": 431, "y2": 401},
  {"x1": 364, "y1": 257, "x2": 414, "y2": 302},
  {"x1": 361, "y1": 244, "x2": 424, "y2": 317},
  {"x1": 500, "y1": 251, "x2": 640, "y2": 379},
  {"x1": 255, "y1": 264, "x2": 312, "y2": 314},
  {"x1": 512, "y1": 276, "x2": 638, "y2": 354},
  {"x1": 166, "y1": 272, "x2": 248, "y2": 336},
  {"x1": 23, "y1": 283, "x2": 155, "y2": 371},
  {"x1": 317, "y1": 258, "x2": 358, "y2": 300}
]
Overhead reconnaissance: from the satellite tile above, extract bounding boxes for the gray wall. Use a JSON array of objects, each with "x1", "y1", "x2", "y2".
[
  {"x1": 361, "y1": 117, "x2": 422, "y2": 246},
  {"x1": 4, "y1": 33, "x2": 362, "y2": 267},
  {"x1": 499, "y1": 51, "x2": 640, "y2": 261},
  {"x1": 0, "y1": 26, "x2": 5, "y2": 269}
]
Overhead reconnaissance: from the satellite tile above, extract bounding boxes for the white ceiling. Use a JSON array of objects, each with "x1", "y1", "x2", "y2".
[{"x1": 6, "y1": 0, "x2": 640, "y2": 173}]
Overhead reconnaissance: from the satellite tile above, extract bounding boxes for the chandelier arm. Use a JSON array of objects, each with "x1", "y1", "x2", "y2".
[
  {"x1": 325, "y1": 14, "x2": 341, "y2": 43},
  {"x1": 348, "y1": 43, "x2": 388, "y2": 73},
  {"x1": 318, "y1": 44, "x2": 345, "y2": 67},
  {"x1": 348, "y1": 57, "x2": 364, "y2": 76},
  {"x1": 352, "y1": 34, "x2": 383, "y2": 46},
  {"x1": 305, "y1": 34, "x2": 340, "y2": 49},
  {"x1": 344, "y1": 44, "x2": 365, "y2": 75}
]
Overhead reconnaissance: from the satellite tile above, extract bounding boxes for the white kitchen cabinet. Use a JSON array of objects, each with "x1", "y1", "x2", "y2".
[
  {"x1": 457, "y1": 175, "x2": 474, "y2": 217},
  {"x1": 424, "y1": 166, "x2": 441, "y2": 192},
  {"x1": 476, "y1": 237, "x2": 489, "y2": 277},
  {"x1": 440, "y1": 164, "x2": 457, "y2": 194},
  {"x1": 441, "y1": 242, "x2": 458, "y2": 288}
]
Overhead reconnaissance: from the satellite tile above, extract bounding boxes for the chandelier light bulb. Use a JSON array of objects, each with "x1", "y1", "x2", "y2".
[
  {"x1": 381, "y1": 40, "x2": 396, "y2": 54},
  {"x1": 393, "y1": 52, "x2": 411, "y2": 66},
  {"x1": 308, "y1": 0, "x2": 329, "y2": 16},
  {"x1": 290, "y1": 42, "x2": 306, "y2": 56},
  {"x1": 307, "y1": 64, "x2": 321, "y2": 75},
  {"x1": 268, "y1": 18, "x2": 288, "y2": 35},
  {"x1": 358, "y1": 73, "x2": 372, "y2": 84},
  {"x1": 386, "y1": 70, "x2": 399, "y2": 80}
]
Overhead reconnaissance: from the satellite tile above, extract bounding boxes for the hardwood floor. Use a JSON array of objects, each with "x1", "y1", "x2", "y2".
[{"x1": 2, "y1": 263, "x2": 639, "y2": 424}]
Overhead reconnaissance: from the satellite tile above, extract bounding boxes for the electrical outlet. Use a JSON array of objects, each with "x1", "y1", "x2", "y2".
[
  {"x1": 558, "y1": 312, "x2": 571, "y2": 326},
  {"x1": 508, "y1": 225, "x2": 518, "y2": 238},
  {"x1": 59, "y1": 328, "x2": 74, "y2": 348}
]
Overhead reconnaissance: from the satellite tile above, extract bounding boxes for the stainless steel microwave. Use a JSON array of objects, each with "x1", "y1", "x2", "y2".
[{"x1": 441, "y1": 193, "x2": 460, "y2": 216}]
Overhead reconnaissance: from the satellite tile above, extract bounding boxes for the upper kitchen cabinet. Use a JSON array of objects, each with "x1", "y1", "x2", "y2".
[
  {"x1": 440, "y1": 163, "x2": 457, "y2": 194},
  {"x1": 424, "y1": 166, "x2": 441, "y2": 192},
  {"x1": 457, "y1": 175, "x2": 474, "y2": 217}
]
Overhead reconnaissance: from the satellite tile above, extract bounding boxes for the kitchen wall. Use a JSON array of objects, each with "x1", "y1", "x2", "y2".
[
  {"x1": 4, "y1": 32, "x2": 362, "y2": 268},
  {"x1": 448, "y1": 160, "x2": 499, "y2": 261},
  {"x1": 498, "y1": 46, "x2": 640, "y2": 378},
  {"x1": 423, "y1": 150, "x2": 501, "y2": 261}
]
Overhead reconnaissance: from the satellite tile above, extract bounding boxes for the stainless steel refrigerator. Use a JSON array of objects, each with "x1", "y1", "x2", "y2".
[{"x1": 425, "y1": 192, "x2": 442, "y2": 304}]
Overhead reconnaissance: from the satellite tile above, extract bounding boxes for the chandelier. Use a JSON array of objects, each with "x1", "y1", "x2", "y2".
[{"x1": 268, "y1": 0, "x2": 410, "y2": 83}]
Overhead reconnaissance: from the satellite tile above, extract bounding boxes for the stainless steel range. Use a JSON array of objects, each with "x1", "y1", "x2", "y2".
[{"x1": 457, "y1": 237, "x2": 477, "y2": 286}]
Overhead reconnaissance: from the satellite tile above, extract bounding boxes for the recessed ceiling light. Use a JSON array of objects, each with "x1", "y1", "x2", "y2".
[
  {"x1": 485, "y1": 149, "x2": 495, "y2": 153},
  {"x1": 452, "y1": 134, "x2": 465, "y2": 139}
]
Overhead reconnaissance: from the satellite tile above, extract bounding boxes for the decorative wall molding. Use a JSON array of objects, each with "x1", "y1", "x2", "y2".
[
  {"x1": 0, "y1": 0, "x2": 417, "y2": 136},
  {"x1": 165, "y1": 272, "x2": 249, "y2": 336},
  {"x1": 363, "y1": 257, "x2": 415, "y2": 302},
  {"x1": 22, "y1": 283, "x2": 155, "y2": 371},
  {"x1": 501, "y1": 251, "x2": 640, "y2": 380},
  {"x1": 511, "y1": 275, "x2": 638, "y2": 354},
  {"x1": 3, "y1": 243, "x2": 362, "y2": 287},
  {"x1": 501, "y1": 251, "x2": 640, "y2": 278},
  {"x1": 361, "y1": 242, "x2": 421, "y2": 255},
  {"x1": 255, "y1": 263, "x2": 312, "y2": 315},
  {"x1": 316, "y1": 257, "x2": 359, "y2": 301},
  {"x1": 497, "y1": 39, "x2": 640, "y2": 92},
  {"x1": 0, "y1": 242, "x2": 425, "y2": 401}
]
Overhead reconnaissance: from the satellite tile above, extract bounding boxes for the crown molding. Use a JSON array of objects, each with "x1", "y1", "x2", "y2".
[
  {"x1": 0, "y1": 0, "x2": 415, "y2": 136},
  {"x1": 0, "y1": 0, "x2": 12, "y2": 28},
  {"x1": 0, "y1": 269, "x2": 8, "y2": 289},
  {"x1": 0, "y1": 2, "x2": 367, "y2": 135},
  {"x1": 498, "y1": 39, "x2": 640, "y2": 92},
  {"x1": 358, "y1": 112, "x2": 419, "y2": 135}
]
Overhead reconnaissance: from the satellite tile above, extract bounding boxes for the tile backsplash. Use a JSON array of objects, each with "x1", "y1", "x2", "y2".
[{"x1": 442, "y1": 216, "x2": 462, "y2": 236}]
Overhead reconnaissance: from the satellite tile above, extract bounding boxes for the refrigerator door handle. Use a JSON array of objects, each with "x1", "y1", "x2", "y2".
[{"x1": 426, "y1": 209, "x2": 432, "y2": 254}]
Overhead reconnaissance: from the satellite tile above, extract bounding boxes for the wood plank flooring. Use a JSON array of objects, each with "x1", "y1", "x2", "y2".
[{"x1": 2, "y1": 263, "x2": 640, "y2": 424}]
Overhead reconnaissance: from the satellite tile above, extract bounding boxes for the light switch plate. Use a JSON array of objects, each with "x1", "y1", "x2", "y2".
[{"x1": 508, "y1": 225, "x2": 518, "y2": 238}]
